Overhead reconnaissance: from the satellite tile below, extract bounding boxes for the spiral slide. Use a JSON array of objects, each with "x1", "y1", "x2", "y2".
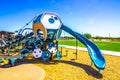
[{"x1": 61, "y1": 25, "x2": 106, "y2": 72}]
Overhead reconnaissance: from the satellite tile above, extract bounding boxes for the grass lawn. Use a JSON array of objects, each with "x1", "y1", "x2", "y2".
[{"x1": 58, "y1": 40, "x2": 120, "y2": 52}]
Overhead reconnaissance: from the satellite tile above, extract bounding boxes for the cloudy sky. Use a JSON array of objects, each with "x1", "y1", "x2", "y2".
[{"x1": 0, "y1": 0, "x2": 120, "y2": 37}]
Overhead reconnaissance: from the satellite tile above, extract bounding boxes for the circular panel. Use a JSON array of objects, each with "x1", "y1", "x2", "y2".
[
  {"x1": 41, "y1": 12, "x2": 62, "y2": 29},
  {"x1": 33, "y1": 48, "x2": 42, "y2": 58}
]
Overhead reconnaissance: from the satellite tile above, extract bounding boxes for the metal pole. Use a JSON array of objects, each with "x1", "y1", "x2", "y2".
[
  {"x1": 56, "y1": 40, "x2": 58, "y2": 50},
  {"x1": 76, "y1": 38, "x2": 78, "y2": 59}
]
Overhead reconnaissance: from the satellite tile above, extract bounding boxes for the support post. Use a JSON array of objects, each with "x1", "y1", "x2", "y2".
[
  {"x1": 56, "y1": 40, "x2": 58, "y2": 50},
  {"x1": 98, "y1": 69, "x2": 100, "y2": 74},
  {"x1": 76, "y1": 38, "x2": 78, "y2": 59}
]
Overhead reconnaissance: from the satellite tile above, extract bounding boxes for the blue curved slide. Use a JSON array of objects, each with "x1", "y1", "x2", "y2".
[{"x1": 61, "y1": 25, "x2": 106, "y2": 71}]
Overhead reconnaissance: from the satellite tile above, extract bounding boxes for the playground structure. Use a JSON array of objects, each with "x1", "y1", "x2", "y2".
[{"x1": 0, "y1": 12, "x2": 106, "y2": 73}]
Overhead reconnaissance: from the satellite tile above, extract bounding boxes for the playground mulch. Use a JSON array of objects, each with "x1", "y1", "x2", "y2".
[
  {"x1": 33, "y1": 48, "x2": 120, "y2": 80},
  {"x1": 0, "y1": 48, "x2": 120, "y2": 80}
]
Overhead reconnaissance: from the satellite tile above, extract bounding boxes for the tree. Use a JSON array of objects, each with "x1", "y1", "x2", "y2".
[
  {"x1": 95, "y1": 36, "x2": 103, "y2": 41},
  {"x1": 83, "y1": 33, "x2": 92, "y2": 39}
]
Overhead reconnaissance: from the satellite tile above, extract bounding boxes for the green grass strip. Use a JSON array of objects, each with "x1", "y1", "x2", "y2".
[{"x1": 58, "y1": 40, "x2": 120, "y2": 52}]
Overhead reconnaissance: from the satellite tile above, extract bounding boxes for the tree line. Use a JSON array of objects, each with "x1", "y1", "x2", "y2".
[{"x1": 61, "y1": 33, "x2": 120, "y2": 42}]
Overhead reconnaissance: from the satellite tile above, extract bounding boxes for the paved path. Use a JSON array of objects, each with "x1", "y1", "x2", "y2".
[
  {"x1": 59, "y1": 45, "x2": 120, "y2": 56},
  {"x1": 0, "y1": 64, "x2": 45, "y2": 80}
]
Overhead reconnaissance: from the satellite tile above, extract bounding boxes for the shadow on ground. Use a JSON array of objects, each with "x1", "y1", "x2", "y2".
[
  {"x1": 58, "y1": 60, "x2": 103, "y2": 79},
  {"x1": 0, "y1": 58, "x2": 103, "y2": 79}
]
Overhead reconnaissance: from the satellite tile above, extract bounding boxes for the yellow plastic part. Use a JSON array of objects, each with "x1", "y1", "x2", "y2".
[
  {"x1": 1, "y1": 57, "x2": 9, "y2": 65},
  {"x1": 2, "y1": 57, "x2": 9, "y2": 64},
  {"x1": 33, "y1": 23, "x2": 47, "y2": 40}
]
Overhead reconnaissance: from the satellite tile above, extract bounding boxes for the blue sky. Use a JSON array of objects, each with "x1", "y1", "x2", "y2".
[{"x1": 0, "y1": 0, "x2": 120, "y2": 37}]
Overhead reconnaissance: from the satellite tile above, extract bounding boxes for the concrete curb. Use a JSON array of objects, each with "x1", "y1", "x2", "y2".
[{"x1": 59, "y1": 45, "x2": 120, "y2": 56}]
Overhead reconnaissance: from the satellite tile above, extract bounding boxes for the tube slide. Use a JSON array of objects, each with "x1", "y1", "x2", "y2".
[{"x1": 61, "y1": 25, "x2": 106, "y2": 70}]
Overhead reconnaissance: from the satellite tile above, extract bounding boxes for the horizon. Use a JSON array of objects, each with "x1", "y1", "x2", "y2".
[{"x1": 0, "y1": 0, "x2": 120, "y2": 37}]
